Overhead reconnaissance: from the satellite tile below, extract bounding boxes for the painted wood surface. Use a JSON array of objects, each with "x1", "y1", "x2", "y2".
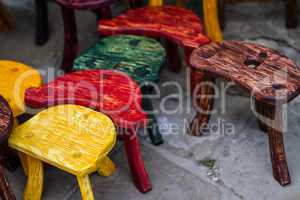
[
  {"x1": 25, "y1": 70, "x2": 147, "y2": 129},
  {"x1": 98, "y1": 6, "x2": 210, "y2": 49},
  {"x1": 9, "y1": 104, "x2": 116, "y2": 176},
  {"x1": 0, "y1": 95, "x2": 16, "y2": 200},
  {"x1": 189, "y1": 41, "x2": 300, "y2": 104},
  {"x1": 0, "y1": 61, "x2": 42, "y2": 117},
  {"x1": 74, "y1": 35, "x2": 166, "y2": 84},
  {"x1": 55, "y1": 0, "x2": 113, "y2": 9}
]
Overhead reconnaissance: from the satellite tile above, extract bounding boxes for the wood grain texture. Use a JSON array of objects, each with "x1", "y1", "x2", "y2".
[
  {"x1": 98, "y1": 6, "x2": 211, "y2": 49},
  {"x1": 190, "y1": 41, "x2": 300, "y2": 104},
  {"x1": 74, "y1": 35, "x2": 166, "y2": 84},
  {"x1": 0, "y1": 96, "x2": 13, "y2": 143},
  {"x1": 25, "y1": 70, "x2": 147, "y2": 129},
  {"x1": 9, "y1": 105, "x2": 117, "y2": 176},
  {"x1": 0, "y1": 61, "x2": 42, "y2": 117},
  {"x1": 0, "y1": 164, "x2": 16, "y2": 200}
]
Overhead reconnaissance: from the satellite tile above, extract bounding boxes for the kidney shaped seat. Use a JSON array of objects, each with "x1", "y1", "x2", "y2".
[
  {"x1": 99, "y1": 6, "x2": 210, "y2": 50},
  {"x1": 24, "y1": 69, "x2": 151, "y2": 193}
]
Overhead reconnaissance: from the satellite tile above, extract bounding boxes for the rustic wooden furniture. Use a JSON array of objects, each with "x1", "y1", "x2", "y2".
[
  {"x1": 0, "y1": 95, "x2": 16, "y2": 200},
  {"x1": 9, "y1": 104, "x2": 116, "y2": 200},
  {"x1": 74, "y1": 35, "x2": 166, "y2": 145},
  {"x1": 99, "y1": 5, "x2": 211, "y2": 73},
  {"x1": 36, "y1": 0, "x2": 114, "y2": 69},
  {"x1": 132, "y1": 0, "x2": 223, "y2": 42},
  {"x1": 189, "y1": 41, "x2": 300, "y2": 186},
  {"x1": 218, "y1": 0, "x2": 298, "y2": 29},
  {"x1": 0, "y1": 61, "x2": 42, "y2": 118},
  {"x1": 24, "y1": 69, "x2": 151, "y2": 193}
]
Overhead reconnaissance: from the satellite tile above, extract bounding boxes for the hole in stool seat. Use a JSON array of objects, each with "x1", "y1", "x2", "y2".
[
  {"x1": 272, "y1": 83, "x2": 286, "y2": 90},
  {"x1": 244, "y1": 59, "x2": 261, "y2": 69}
]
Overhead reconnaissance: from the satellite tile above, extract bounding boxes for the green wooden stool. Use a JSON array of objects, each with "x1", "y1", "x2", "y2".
[{"x1": 73, "y1": 35, "x2": 166, "y2": 145}]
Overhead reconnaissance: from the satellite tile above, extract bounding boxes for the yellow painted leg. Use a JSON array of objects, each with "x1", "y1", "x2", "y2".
[
  {"x1": 149, "y1": 0, "x2": 163, "y2": 6},
  {"x1": 203, "y1": 0, "x2": 223, "y2": 42},
  {"x1": 97, "y1": 156, "x2": 116, "y2": 177},
  {"x1": 76, "y1": 175, "x2": 95, "y2": 200},
  {"x1": 19, "y1": 152, "x2": 28, "y2": 175},
  {"x1": 24, "y1": 155, "x2": 43, "y2": 200}
]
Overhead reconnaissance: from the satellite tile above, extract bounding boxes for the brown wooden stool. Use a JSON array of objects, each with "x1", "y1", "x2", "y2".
[
  {"x1": 189, "y1": 41, "x2": 300, "y2": 186},
  {"x1": 0, "y1": 95, "x2": 16, "y2": 200}
]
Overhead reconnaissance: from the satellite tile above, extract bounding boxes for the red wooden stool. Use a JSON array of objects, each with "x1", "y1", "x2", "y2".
[
  {"x1": 189, "y1": 41, "x2": 300, "y2": 186},
  {"x1": 98, "y1": 5, "x2": 211, "y2": 73},
  {"x1": 0, "y1": 95, "x2": 16, "y2": 200},
  {"x1": 25, "y1": 69, "x2": 151, "y2": 193}
]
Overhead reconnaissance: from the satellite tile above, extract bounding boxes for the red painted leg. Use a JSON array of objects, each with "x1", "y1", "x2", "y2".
[
  {"x1": 122, "y1": 128, "x2": 151, "y2": 193},
  {"x1": 165, "y1": 39, "x2": 182, "y2": 73},
  {"x1": 260, "y1": 103, "x2": 291, "y2": 186},
  {"x1": 96, "y1": 5, "x2": 112, "y2": 20},
  {"x1": 60, "y1": 6, "x2": 78, "y2": 72}
]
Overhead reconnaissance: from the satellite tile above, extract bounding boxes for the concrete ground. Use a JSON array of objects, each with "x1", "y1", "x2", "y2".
[{"x1": 1, "y1": 1, "x2": 300, "y2": 200}]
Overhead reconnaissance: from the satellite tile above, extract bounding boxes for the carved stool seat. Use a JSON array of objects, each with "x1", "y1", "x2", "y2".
[
  {"x1": 74, "y1": 35, "x2": 166, "y2": 145},
  {"x1": 189, "y1": 41, "x2": 300, "y2": 186},
  {"x1": 24, "y1": 69, "x2": 151, "y2": 193},
  {"x1": 0, "y1": 95, "x2": 15, "y2": 200},
  {"x1": 9, "y1": 105, "x2": 116, "y2": 200},
  {"x1": 98, "y1": 5, "x2": 211, "y2": 73}
]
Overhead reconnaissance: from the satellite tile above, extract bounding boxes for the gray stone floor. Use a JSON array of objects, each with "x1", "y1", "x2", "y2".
[{"x1": 1, "y1": 1, "x2": 300, "y2": 200}]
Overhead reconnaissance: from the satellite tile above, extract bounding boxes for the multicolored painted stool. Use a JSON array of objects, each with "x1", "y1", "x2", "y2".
[
  {"x1": 189, "y1": 41, "x2": 300, "y2": 186},
  {"x1": 98, "y1": 5, "x2": 211, "y2": 72},
  {"x1": 0, "y1": 95, "x2": 16, "y2": 200},
  {"x1": 9, "y1": 105, "x2": 116, "y2": 200},
  {"x1": 0, "y1": 60, "x2": 42, "y2": 170},
  {"x1": 24, "y1": 70, "x2": 152, "y2": 193},
  {"x1": 74, "y1": 35, "x2": 166, "y2": 145}
]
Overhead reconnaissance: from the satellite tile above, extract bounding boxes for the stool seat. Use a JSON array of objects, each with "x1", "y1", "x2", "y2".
[
  {"x1": 9, "y1": 105, "x2": 116, "y2": 176},
  {"x1": 0, "y1": 95, "x2": 13, "y2": 143},
  {"x1": 0, "y1": 61, "x2": 42, "y2": 117},
  {"x1": 25, "y1": 69, "x2": 147, "y2": 128},
  {"x1": 74, "y1": 35, "x2": 166, "y2": 84},
  {"x1": 55, "y1": 0, "x2": 111, "y2": 9},
  {"x1": 99, "y1": 6, "x2": 211, "y2": 49},
  {"x1": 190, "y1": 41, "x2": 300, "y2": 104}
]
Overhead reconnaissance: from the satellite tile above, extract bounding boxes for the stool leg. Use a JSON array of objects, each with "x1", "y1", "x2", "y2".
[
  {"x1": 261, "y1": 103, "x2": 291, "y2": 186},
  {"x1": 1, "y1": 142, "x2": 19, "y2": 171},
  {"x1": 97, "y1": 156, "x2": 116, "y2": 177},
  {"x1": 123, "y1": 128, "x2": 152, "y2": 193},
  {"x1": 255, "y1": 100, "x2": 269, "y2": 133},
  {"x1": 142, "y1": 95, "x2": 163, "y2": 145},
  {"x1": 165, "y1": 39, "x2": 182, "y2": 73},
  {"x1": 19, "y1": 152, "x2": 28, "y2": 175},
  {"x1": 35, "y1": 0, "x2": 49, "y2": 46},
  {"x1": 190, "y1": 68, "x2": 215, "y2": 136},
  {"x1": 286, "y1": 0, "x2": 298, "y2": 29},
  {"x1": 24, "y1": 156, "x2": 43, "y2": 200},
  {"x1": 218, "y1": 0, "x2": 226, "y2": 30},
  {"x1": 60, "y1": 6, "x2": 78, "y2": 72},
  {"x1": 0, "y1": 164, "x2": 16, "y2": 200},
  {"x1": 76, "y1": 176, "x2": 94, "y2": 200}
]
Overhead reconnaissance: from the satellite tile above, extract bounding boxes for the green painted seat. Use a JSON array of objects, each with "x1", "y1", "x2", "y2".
[
  {"x1": 73, "y1": 35, "x2": 166, "y2": 145},
  {"x1": 74, "y1": 35, "x2": 166, "y2": 85}
]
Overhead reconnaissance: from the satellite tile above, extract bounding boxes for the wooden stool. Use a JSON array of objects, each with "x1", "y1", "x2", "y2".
[
  {"x1": 189, "y1": 41, "x2": 300, "y2": 186},
  {"x1": 73, "y1": 35, "x2": 166, "y2": 145},
  {"x1": 218, "y1": 0, "x2": 298, "y2": 29},
  {"x1": 24, "y1": 69, "x2": 152, "y2": 193},
  {"x1": 0, "y1": 1, "x2": 14, "y2": 32},
  {"x1": 9, "y1": 105, "x2": 117, "y2": 200},
  {"x1": 98, "y1": 5, "x2": 211, "y2": 73},
  {"x1": 0, "y1": 95, "x2": 16, "y2": 200},
  {"x1": 0, "y1": 61, "x2": 42, "y2": 170}
]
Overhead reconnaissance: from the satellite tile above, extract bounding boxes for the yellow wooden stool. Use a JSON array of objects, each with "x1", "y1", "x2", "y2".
[
  {"x1": 9, "y1": 105, "x2": 117, "y2": 200},
  {"x1": 0, "y1": 60, "x2": 42, "y2": 117}
]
